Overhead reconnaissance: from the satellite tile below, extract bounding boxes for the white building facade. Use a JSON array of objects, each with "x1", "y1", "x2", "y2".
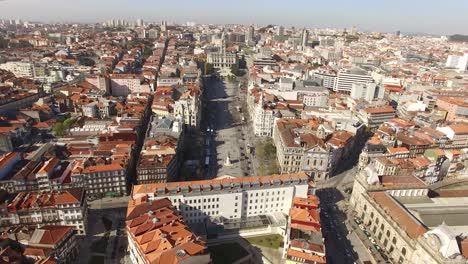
[{"x1": 131, "y1": 174, "x2": 311, "y2": 224}]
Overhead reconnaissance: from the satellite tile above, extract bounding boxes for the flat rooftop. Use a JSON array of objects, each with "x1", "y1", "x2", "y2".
[{"x1": 396, "y1": 195, "x2": 468, "y2": 234}]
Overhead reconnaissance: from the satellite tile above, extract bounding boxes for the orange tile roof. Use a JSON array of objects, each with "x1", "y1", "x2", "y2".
[
  {"x1": 132, "y1": 173, "x2": 310, "y2": 198},
  {"x1": 449, "y1": 124, "x2": 468, "y2": 135},
  {"x1": 82, "y1": 163, "x2": 124, "y2": 173},
  {"x1": 386, "y1": 147, "x2": 409, "y2": 154},
  {"x1": 286, "y1": 248, "x2": 326, "y2": 263},
  {"x1": 126, "y1": 198, "x2": 208, "y2": 264},
  {"x1": 30, "y1": 225, "x2": 73, "y2": 245},
  {"x1": 8, "y1": 188, "x2": 85, "y2": 212},
  {"x1": 37, "y1": 158, "x2": 60, "y2": 175},
  {"x1": 363, "y1": 106, "x2": 396, "y2": 114},
  {"x1": 0, "y1": 152, "x2": 19, "y2": 170},
  {"x1": 369, "y1": 192, "x2": 427, "y2": 239}
]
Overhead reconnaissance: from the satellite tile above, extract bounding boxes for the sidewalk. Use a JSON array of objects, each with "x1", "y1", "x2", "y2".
[{"x1": 346, "y1": 216, "x2": 388, "y2": 263}]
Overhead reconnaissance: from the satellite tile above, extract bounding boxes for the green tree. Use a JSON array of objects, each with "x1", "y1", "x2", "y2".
[
  {"x1": 63, "y1": 118, "x2": 76, "y2": 129},
  {"x1": 53, "y1": 122, "x2": 65, "y2": 137}
]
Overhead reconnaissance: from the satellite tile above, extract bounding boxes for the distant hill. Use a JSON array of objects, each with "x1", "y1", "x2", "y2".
[{"x1": 449, "y1": 34, "x2": 468, "y2": 42}]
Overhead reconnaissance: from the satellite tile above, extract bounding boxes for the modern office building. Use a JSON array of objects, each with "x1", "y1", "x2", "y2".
[
  {"x1": 350, "y1": 83, "x2": 383, "y2": 102},
  {"x1": 446, "y1": 53, "x2": 468, "y2": 72},
  {"x1": 131, "y1": 173, "x2": 312, "y2": 224},
  {"x1": 358, "y1": 106, "x2": 396, "y2": 130},
  {"x1": 334, "y1": 68, "x2": 374, "y2": 94},
  {"x1": 301, "y1": 29, "x2": 309, "y2": 50}
]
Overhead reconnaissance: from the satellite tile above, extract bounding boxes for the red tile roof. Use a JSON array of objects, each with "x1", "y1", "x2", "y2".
[{"x1": 369, "y1": 192, "x2": 427, "y2": 239}]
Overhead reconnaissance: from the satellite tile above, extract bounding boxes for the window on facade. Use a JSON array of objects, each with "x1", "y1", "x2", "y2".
[
  {"x1": 380, "y1": 224, "x2": 384, "y2": 230},
  {"x1": 401, "y1": 248, "x2": 406, "y2": 256},
  {"x1": 392, "y1": 237, "x2": 396, "y2": 244}
]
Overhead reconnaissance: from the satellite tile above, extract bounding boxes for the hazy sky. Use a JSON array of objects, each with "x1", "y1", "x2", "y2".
[{"x1": 1, "y1": 0, "x2": 467, "y2": 35}]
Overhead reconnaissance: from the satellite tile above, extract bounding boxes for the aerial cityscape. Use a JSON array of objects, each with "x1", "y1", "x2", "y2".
[{"x1": 1, "y1": 2, "x2": 468, "y2": 264}]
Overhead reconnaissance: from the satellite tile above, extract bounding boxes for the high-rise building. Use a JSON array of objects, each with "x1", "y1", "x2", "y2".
[
  {"x1": 446, "y1": 53, "x2": 468, "y2": 72},
  {"x1": 136, "y1": 18, "x2": 143, "y2": 27},
  {"x1": 334, "y1": 67, "x2": 374, "y2": 93},
  {"x1": 277, "y1": 25, "x2": 284, "y2": 37},
  {"x1": 161, "y1": 21, "x2": 167, "y2": 32},
  {"x1": 246, "y1": 25, "x2": 255, "y2": 43},
  {"x1": 301, "y1": 28, "x2": 309, "y2": 50},
  {"x1": 350, "y1": 83, "x2": 383, "y2": 102}
]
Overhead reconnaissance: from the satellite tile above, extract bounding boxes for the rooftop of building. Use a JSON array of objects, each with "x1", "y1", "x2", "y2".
[
  {"x1": 369, "y1": 191, "x2": 427, "y2": 239},
  {"x1": 7, "y1": 188, "x2": 85, "y2": 212},
  {"x1": 126, "y1": 197, "x2": 208, "y2": 264},
  {"x1": 132, "y1": 173, "x2": 310, "y2": 198}
]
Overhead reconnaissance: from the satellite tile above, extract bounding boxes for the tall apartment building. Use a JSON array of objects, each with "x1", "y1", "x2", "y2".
[
  {"x1": 283, "y1": 195, "x2": 326, "y2": 264},
  {"x1": 334, "y1": 68, "x2": 374, "y2": 94},
  {"x1": 301, "y1": 29, "x2": 309, "y2": 50},
  {"x1": 246, "y1": 25, "x2": 255, "y2": 43},
  {"x1": 445, "y1": 53, "x2": 468, "y2": 72},
  {"x1": 131, "y1": 173, "x2": 311, "y2": 224},
  {"x1": 358, "y1": 106, "x2": 396, "y2": 131},
  {"x1": 126, "y1": 197, "x2": 210, "y2": 264},
  {"x1": 85, "y1": 75, "x2": 111, "y2": 93},
  {"x1": 350, "y1": 83, "x2": 384, "y2": 102},
  {"x1": 0, "y1": 61, "x2": 34, "y2": 78},
  {"x1": 72, "y1": 163, "x2": 127, "y2": 199},
  {"x1": 136, "y1": 154, "x2": 177, "y2": 184},
  {"x1": 110, "y1": 74, "x2": 144, "y2": 96},
  {"x1": 436, "y1": 97, "x2": 468, "y2": 122},
  {"x1": 437, "y1": 124, "x2": 468, "y2": 149},
  {"x1": 311, "y1": 71, "x2": 337, "y2": 90},
  {"x1": 1, "y1": 188, "x2": 88, "y2": 235}
]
